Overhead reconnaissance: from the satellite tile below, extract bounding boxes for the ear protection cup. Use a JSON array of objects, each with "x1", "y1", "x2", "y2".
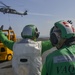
[
  {"x1": 35, "y1": 28, "x2": 40, "y2": 38},
  {"x1": 50, "y1": 26, "x2": 61, "y2": 46},
  {"x1": 50, "y1": 33, "x2": 58, "y2": 46},
  {"x1": 50, "y1": 26, "x2": 58, "y2": 46},
  {"x1": 35, "y1": 32, "x2": 39, "y2": 38}
]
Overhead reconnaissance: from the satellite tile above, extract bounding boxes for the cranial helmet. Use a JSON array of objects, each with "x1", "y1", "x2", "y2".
[
  {"x1": 21, "y1": 25, "x2": 40, "y2": 39},
  {"x1": 50, "y1": 20, "x2": 75, "y2": 46}
]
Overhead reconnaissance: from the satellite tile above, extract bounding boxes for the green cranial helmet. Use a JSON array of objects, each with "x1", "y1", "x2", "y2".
[
  {"x1": 50, "y1": 20, "x2": 75, "y2": 47},
  {"x1": 54, "y1": 20, "x2": 75, "y2": 38},
  {"x1": 21, "y1": 24, "x2": 40, "y2": 39}
]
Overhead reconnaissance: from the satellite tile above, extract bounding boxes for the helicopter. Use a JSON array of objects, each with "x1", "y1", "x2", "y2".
[{"x1": 0, "y1": 1, "x2": 27, "y2": 16}]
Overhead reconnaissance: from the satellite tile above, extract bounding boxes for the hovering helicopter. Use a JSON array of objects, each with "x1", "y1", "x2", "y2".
[{"x1": 0, "y1": 1, "x2": 28, "y2": 16}]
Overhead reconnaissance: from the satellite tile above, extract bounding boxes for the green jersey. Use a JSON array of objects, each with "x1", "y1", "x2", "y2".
[{"x1": 42, "y1": 45, "x2": 75, "y2": 75}]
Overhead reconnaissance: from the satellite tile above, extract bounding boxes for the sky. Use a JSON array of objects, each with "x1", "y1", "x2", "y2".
[{"x1": 0, "y1": 0, "x2": 75, "y2": 38}]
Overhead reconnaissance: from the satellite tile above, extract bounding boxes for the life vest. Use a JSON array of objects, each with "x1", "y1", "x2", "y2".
[{"x1": 12, "y1": 39, "x2": 42, "y2": 75}]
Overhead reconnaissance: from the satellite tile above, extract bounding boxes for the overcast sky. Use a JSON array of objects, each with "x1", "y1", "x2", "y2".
[{"x1": 0, "y1": 0, "x2": 75, "y2": 37}]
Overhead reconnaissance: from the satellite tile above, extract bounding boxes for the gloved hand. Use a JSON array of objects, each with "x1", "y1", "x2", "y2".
[
  {"x1": 0, "y1": 25, "x2": 3, "y2": 30},
  {"x1": 0, "y1": 25, "x2": 4, "y2": 36}
]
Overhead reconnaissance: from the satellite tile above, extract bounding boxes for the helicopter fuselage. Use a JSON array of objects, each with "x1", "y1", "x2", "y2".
[
  {"x1": 0, "y1": 7, "x2": 27, "y2": 16},
  {"x1": 0, "y1": 1, "x2": 27, "y2": 16}
]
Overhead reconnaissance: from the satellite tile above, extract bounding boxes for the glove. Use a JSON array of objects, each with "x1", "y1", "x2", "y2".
[
  {"x1": 0, "y1": 25, "x2": 4, "y2": 36},
  {"x1": 0, "y1": 25, "x2": 3, "y2": 30}
]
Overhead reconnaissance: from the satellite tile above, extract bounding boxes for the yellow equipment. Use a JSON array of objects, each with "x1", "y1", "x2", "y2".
[{"x1": 0, "y1": 29, "x2": 16, "y2": 61}]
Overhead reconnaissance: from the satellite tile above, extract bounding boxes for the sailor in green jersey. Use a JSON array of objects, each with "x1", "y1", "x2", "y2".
[
  {"x1": 0, "y1": 24, "x2": 52, "y2": 75},
  {"x1": 0, "y1": 25, "x2": 52, "y2": 54},
  {"x1": 42, "y1": 20, "x2": 75, "y2": 75}
]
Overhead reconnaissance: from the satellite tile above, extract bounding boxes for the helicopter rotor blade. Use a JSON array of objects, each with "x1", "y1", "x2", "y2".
[{"x1": 0, "y1": 1, "x2": 10, "y2": 8}]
